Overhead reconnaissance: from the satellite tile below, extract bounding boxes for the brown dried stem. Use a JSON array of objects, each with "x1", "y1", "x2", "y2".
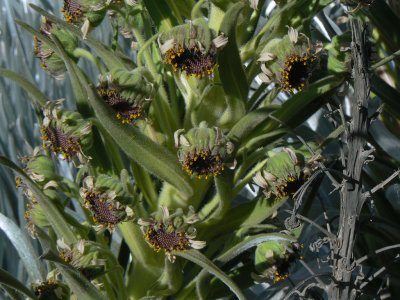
[{"x1": 329, "y1": 18, "x2": 371, "y2": 300}]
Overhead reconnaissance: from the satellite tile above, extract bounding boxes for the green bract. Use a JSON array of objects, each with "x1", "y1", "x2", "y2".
[
  {"x1": 326, "y1": 32, "x2": 352, "y2": 74},
  {"x1": 57, "y1": 239, "x2": 111, "y2": 281}
]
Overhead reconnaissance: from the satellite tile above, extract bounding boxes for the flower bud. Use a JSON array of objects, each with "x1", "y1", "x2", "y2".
[{"x1": 254, "y1": 241, "x2": 303, "y2": 283}]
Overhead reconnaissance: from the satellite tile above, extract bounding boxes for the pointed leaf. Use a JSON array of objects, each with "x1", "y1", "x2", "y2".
[
  {"x1": 87, "y1": 84, "x2": 193, "y2": 196},
  {"x1": 243, "y1": 75, "x2": 344, "y2": 149},
  {"x1": 141, "y1": 0, "x2": 178, "y2": 32}
]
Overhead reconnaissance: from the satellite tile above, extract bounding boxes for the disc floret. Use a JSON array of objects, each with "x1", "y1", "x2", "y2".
[{"x1": 32, "y1": 279, "x2": 67, "y2": 299}]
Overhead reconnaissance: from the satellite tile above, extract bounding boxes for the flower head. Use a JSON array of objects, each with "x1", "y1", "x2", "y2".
[
  {"x1": 19, "y1": 147, "x2": 58, "y2": 186},
  {"x1": 79, "y1": 175, "x2": 134, "y2": 231},
  {"x1": 175, "y1": 121, "x2": 235, "y2": 179},
  {"x1": 97, "y1": 68, "x2": 153, "y2": 124},
  {"x1": 62, "y1": 0, "x2": 84, "y2": 23},
  {"x1": 40, "y1": 100, "x2": 92, "y2": 164},
  {"x1": 57, "y1": 239, "x2": 107, "y2": 280},
  {"x1": 62, "y1": 0, "x2": 110, "y2": 38},
  {"x1": 16, "y1": 178, "x2": 52, "y2": 238},
  {"x1": 32, "y1": 279, "x2": 68, "y2": 299},
  {"x1": 159, "y1": 21, "x2": 227, "y2": 78},
  {"x1": 34, "y1": 18, "x2": 78, "y2": 79},
  {"x1": 97, "y1": 86, "x2": 144, "y2": 124},
  {"x1": 16, "y1": 148, "x2": 58, "y2": 237},
  {"x1": 253, "y1": 147, "x2": 306, "y2": 199},
  {"x1": 254, "y1": 241, "x2": 303, "y2": 284},
  {"x1": 163, "y1": 45, "x2": 218, "y2": 78},
  {"x1": 138, "y1": 206, "x2": 206, "y2": 262},
  {"x1": 258, "y1": 27, "x2": 322, "y2": 92},
  {"x1": 62, "y1": 0, "x2": 107, "y2": 25}
]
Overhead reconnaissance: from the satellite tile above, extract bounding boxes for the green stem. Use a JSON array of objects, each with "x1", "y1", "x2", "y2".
[{"x1": 370, "y1": 48, "x2": 400, "y2": 70}]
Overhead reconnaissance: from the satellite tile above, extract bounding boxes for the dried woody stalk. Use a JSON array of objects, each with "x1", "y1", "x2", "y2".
[{"x1": 330, "y1": 19, "x2": 371, "y2": 300}]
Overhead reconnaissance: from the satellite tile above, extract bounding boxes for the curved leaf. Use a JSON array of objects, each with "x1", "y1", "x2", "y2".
[
  {"x1": 0, "y1": 268, "x2": 38, "y2": 300},
  {"x1": 196, "y1": 233, "x2": 296, "y2": 299},
  {"x1": 0, "y1": 156, "x2": 77, "y2": 244},
  {"x1": 215, "y1": 233, "x2": 296, "y2": 265},
  {"x1": 0, "y1": 213, "x2": 45, "y2": 281},
  {"x1": 0, "y1": 68, "x2": 47, "y2": 107},
  {"x1": 174, "y1": 250, "x2": 246, "y2": 300}
]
